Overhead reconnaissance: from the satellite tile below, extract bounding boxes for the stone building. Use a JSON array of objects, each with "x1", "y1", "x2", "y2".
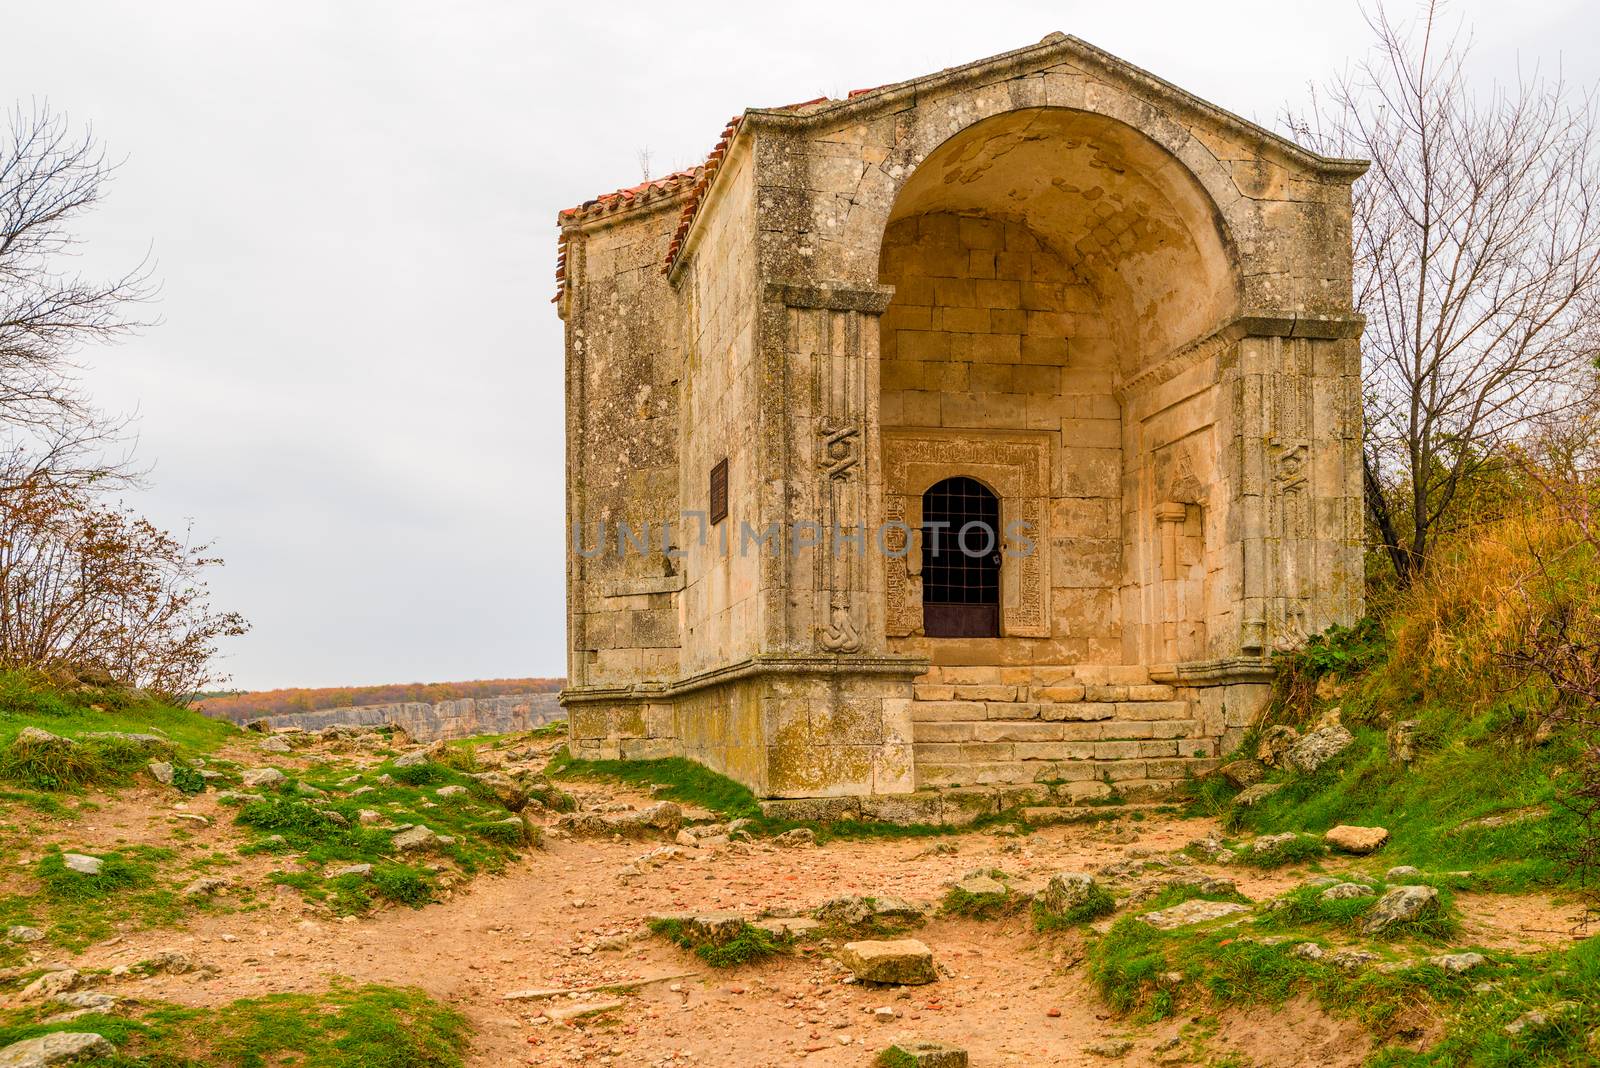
[{"x1": 556, "y1": 34, "x2": 1365, "y2": 808}]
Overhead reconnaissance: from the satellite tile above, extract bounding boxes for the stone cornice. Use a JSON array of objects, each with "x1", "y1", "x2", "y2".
[
  {"x1": 1118, "y1": 311, "x2": 1366, "y2": 404},
  {"x1": 763, "y1": 280, "x2": 896, "y2": 314},
  {"x1": 559, "y1": 652, "x2": 929, "y2": 706}
]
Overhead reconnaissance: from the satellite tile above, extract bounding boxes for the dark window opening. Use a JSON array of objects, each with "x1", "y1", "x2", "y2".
[
  {"x1": 709, "y1": 458, "x2": 728, "y2": 525},
  {"x1": 921, "y1": 476, "x2": 1001, "y2": 638}
]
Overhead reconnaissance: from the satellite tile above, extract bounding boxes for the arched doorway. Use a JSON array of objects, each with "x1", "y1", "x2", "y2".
[{"x1": 921, "y1": 476, "x2": 1001, "y2": 638}]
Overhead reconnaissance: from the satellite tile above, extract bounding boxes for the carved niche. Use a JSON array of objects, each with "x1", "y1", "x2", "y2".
[{"x1": 881, "y1": 429, "x2": 1051, "y2": 638}]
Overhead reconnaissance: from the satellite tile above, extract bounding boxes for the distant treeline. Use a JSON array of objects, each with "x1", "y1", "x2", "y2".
[{"x1": 196, "y1": 678, "x2": 565, "y2": 720}]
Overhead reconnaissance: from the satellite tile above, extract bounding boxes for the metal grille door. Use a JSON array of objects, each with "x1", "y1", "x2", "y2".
[{"x1": 921, "y1": 476, "x2": 1001, "y2": 637}]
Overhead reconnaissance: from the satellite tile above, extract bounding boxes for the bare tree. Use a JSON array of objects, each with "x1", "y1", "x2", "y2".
[
  {"x1": 1290, "y1": 2, "x2": 1600, "y2": 585},
  {"x1": 1, "y1": 103, "x2": 151, "y2": 487}
]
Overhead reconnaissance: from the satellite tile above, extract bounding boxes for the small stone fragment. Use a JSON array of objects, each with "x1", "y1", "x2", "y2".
[
  {"x1": 1085, "y1": 1038, "x2": 1134, "y2": 1058},
  {"x1": 60, "y1": 854, "x2": 102, "y2": 876},
  {"x1": 147, "y1": 761, "x2": 175, "y2": 785},
  {"x1": 876, "y1": 1040, "x2": 967, "y2": 1067},
  {"x1": 6, "y1": 925, "x2": 44, "y2": 943},
  {"x1": 1385, "y1": 865, "x2": 1422, "y2": 881},
  {"x1": 1428, "y1": 952, "x2": 1485, "y2": 974},
  {"x1": 19, "y1": 968, "x2": 78, "y2": 1000},
  {"x1": 436, "y1": 785, "x2": 467, "y2": 798},
  {"x1": 1319, "y1": 882, "x2": 1373, "y2": 901},
  {"x1": 1291, "y1": 942, "x2": 1325, "y2": 960},
  {"x1": 1216, "y1": 759, "x2": 1266, "y2": 788},
  {"x1": 259, "y1": 736, "x2": 292, "y2": 753},
  {"x1": 772, "y1": 827, "x2": 816, "y2": 847},
  {"x1": 240, "y1": 768, "x2": 285, "y2": 789},
  {"x1": 1233, "y1": 782, "x2": 1283, "y2": 807},
  {"x1": 182, "y1": 877, "x2": 229, "y2": 898}
]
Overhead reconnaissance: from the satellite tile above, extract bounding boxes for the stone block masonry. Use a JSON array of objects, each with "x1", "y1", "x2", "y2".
[{"x1": 557, "y1": 32, "x2": 1364, "y2": 800}]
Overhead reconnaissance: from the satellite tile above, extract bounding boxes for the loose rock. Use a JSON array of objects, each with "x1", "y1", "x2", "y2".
[
  {"x1": 1216, "y1": 759, "x2": 1266, "y2": 788},
  {"x1": 877, "y1": 1041, "x2": 966, "y2": 1068},
  {"x1": 1428, "y1": 952, "x2": 1485, "y2": 974},
  {"x1": 838, "y1": 939, "x2": 937, "y2": 985},
  {"x1": 1085, "y1": 1038, "x2": 1134, "y2": 1058},
  {"x1": 1362, "y1": 885, "x2": 1439, "y2": 934},
  {"x1": 6, "y1": 925, "x2": 44, "y2": 943},
  {"x1": 240, "y1": 768, "x2": 285, "y2": 789},
  {"x1": 147, "y1": 761, "x2": 175, "y2": 785},
  {"x1": 1139, "y1": 900, "x2": 1250, "y2": 930},
  {"x1": 0, "y1": 1032, "x2": 114, "y2": 1067},
  {"x1": 1233, "y1": 783, "x2": 1283, "y2": 808},
  {"x1": 1319, "y1": 882, "x2": 1373, "y2": 901},
  {"x1": 391, "y1": 825, "x2": 441, "y2": 852},
  {"x1": 1285, "y1": 726, "x2": 1354, "y2": 774},
  {"x1": 1324, "y1": 825, "x2": 1389, "y2": 854},
  {"x1": 60, "y1": 854, "x2": 102, "y2": 876}
]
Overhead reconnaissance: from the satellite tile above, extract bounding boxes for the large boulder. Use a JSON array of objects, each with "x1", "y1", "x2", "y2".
[
  {"x1": 1362, "y1": 885, "x2": 1439, "y2": 934},
  {"x1": 0, "y1": 1032, "x2": 114, "y2": 1067},
  {"x1": 1285, "y1": 726, "x2": 1354, "y2": 774},
  {"x1": 1324, "y1": 825, "x2": 1389, "y2": 854},
  {"x1": 838, "y1": 938, "x2": 937, "y2": 985}
]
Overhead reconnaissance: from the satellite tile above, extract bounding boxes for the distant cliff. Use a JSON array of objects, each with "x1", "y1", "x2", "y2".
[{"x1": 242, "y1": 693, "x2": 564, "y2": 742}]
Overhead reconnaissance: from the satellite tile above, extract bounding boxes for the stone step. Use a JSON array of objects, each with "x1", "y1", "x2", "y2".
[
  {"x1": 913, "y1": 681, "x2": 1178, "y2": 703},
  {"x1": 1019, "y1": 802, "x2": 1172, "y2": 826},
  {"x1": 912, "y1": 699, "x2": 1190, "y2": 724},
  {"x1": 916, "y1": 738, "x2": 1216, "y2": 767},
  {"x1": 914, "y1": 754, "x2": 1220, "y2": 791},
  {"x1": 916, "y1": 664, "x2": 1156, "y2": 688}
]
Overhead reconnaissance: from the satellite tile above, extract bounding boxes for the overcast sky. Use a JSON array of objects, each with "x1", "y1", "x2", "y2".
[{"x1": 4, "y1": 1, "x2": 1595, "y2": 690}]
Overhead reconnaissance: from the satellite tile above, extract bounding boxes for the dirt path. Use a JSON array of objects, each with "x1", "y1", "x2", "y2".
[
  {"x1": 33, "y1": 794, "x2": 1356, "y2": 1067},
  {"x1": 8, "y1": 755, "x2": 1586, "y2": 1068}
]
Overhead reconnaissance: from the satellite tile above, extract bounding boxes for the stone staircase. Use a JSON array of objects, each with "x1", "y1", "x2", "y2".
[{"x1": 910, "y1": 665, "x2": 1220, "y2": 797}]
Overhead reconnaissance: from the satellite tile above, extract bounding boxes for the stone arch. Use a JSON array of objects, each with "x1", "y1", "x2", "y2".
[{"x1": 872, "y1": 105, "x2": 1242, "y2": 370}]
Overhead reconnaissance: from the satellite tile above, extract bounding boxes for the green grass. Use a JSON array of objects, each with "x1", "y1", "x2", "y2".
[
  {"x1": 0, "y1": 846, "x2": 191, "y2": 951},
  {"x1": 549, "y1": 752, "x2": 761, "y2": 819},
  {"x1": 1032, "y1": 880, "x2": 1118, "y2": 931},
  {"x1": 0, "y1": 670, "x2": 237, "y2": 753},
  {"x1": 550, "y1": 750, "x2": 1013, "y2": 841},
  {"x1": 875, "y1": 1048, "x2": 921, "y2": 1068},
  {"x1": 1255, "y1": 880, "x2": 1461, "y2": 942},
  {"x1": 223, "y1": 756, "x2": 541, "y2": 912},
  {"x1": 649, "y1": 917, "x2": 791, "y2": 968},
  {"x1": 1134, "y1": 881, "x2": 1250, "y2": 914},
  {"x1": 1087, "y1": 913, "x2": 1479, "y2": 1030},
  {"x1": 1233, "y1": 832, "x2": 1330, "y2": 869},
  {"x1": 0, "y1": 981, "x2": 469, "y2": 1067},
  {"x1": 940, "y1": 881, "x2": 1017, "y2": 920}
]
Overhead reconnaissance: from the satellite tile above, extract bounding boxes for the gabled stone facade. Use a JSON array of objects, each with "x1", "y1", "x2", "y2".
[{"x1": 556, "y1": 34, "x2": 1365, "y2": 803}]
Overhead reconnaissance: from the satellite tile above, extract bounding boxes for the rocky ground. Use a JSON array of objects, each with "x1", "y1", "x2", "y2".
[{"x1": 0, "y1": 724, "x2": 1590, "y2": 1067}]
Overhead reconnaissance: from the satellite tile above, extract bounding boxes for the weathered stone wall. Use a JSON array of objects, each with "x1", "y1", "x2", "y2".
[
  {"x1": 563, "y1": 191, "x2": 687, "y2": 695},
  {"x1": 879, "y1": 212, "x2": 1122, "y2": 664},
  {"x1": 246, "y1": 693, "x2": 564, "y2": 743},
  {"x1": 559, "y1": 33, "x2": 1366, "y2": 800}
]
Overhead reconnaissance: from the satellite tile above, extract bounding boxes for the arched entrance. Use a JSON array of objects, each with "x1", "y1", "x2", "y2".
[{"x1": 921, "y1": 476, "x2": 1001, "y2": 638}]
